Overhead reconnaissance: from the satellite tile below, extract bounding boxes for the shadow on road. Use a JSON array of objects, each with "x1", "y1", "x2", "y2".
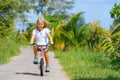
[{"x1": 16, "y1": 72, "x2": 40, "y2": 76}]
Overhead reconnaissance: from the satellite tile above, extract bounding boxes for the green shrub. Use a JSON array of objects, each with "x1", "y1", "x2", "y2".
[{"x1": 0, "y1": 39, "x2": 20, "y2": 64}]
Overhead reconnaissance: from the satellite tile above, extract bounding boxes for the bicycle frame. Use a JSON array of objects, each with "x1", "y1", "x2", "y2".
[
  {"x1": 37, "y1": 45, "x2": 48, "y2": 76},
  {"x1": 31, "y1": 43, "x2": 50, "y2": 76},
  {"x1": 38, "y1": 45, "x2": 46, "y2": 58}
]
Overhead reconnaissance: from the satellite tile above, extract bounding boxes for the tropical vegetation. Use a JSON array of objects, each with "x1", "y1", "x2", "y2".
[
  {"x1": 54, "y1": 47, "x2": 120, "y2": 80},
  {"x1": 0, "y1": 0, "x2": 120, "y2": 79}
]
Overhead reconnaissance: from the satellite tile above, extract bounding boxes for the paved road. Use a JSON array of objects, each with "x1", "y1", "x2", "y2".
[{"x1": 0, "y1": 46, "x2": 70, "y2": 80}]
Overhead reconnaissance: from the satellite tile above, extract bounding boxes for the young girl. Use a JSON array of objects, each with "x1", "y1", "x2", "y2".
[{"x1": 30, "y1": 18, "x2": 53, "y2": 72}]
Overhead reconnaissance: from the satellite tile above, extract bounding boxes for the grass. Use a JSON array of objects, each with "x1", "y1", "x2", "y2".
[
  {"x1": 0, "y1": 39, "x2": 22, "y2": 64},
  {"x1": 53, "y1": 47, "x2": 120, "y2": 80},
  {"x1": 0, "y1": 39, "x2": 29, "y2": 65}
]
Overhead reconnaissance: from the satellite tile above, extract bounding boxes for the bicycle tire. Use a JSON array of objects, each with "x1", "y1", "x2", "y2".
[{"x1": 39, "y1": 58, "x2": 44, "y2": 76}]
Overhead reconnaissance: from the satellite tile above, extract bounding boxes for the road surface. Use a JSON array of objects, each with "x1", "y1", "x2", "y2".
[{"x1": 0, "y1": 46, "x2": 70, "y2": 80}]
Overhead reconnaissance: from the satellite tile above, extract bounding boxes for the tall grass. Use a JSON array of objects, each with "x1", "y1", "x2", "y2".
[
  {"x1": 53, "y1": 47, "x2": 120, "y2": 80},
  {"x1": 0, "y1": 39, "x2": 20, "y2": 64}
]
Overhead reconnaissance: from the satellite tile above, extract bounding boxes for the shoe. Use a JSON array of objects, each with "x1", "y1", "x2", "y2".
[
  {"x1": 33, "y1": 57, "x2": 38, "y2": 64},
  {"x1": 45, "y1": 65, "x2": 50, "y2": 72}
]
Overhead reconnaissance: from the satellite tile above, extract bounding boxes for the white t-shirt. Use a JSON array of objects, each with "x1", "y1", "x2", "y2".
[{"x1": 32, "y1": 28, "x2": 50, "y2": 45}]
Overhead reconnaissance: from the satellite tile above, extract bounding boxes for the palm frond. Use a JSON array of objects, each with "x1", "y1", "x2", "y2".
[
  {"x1": 110, "y1": 23, "x2": 120, "y2": 34},
  {"x1": 100, "y1": 34, "x2": 114, "y2": 53}
]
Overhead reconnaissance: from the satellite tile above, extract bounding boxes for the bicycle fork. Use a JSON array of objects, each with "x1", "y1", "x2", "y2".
[{"x1": 39, "y1": 51, "x2": 44, "y2": 76}]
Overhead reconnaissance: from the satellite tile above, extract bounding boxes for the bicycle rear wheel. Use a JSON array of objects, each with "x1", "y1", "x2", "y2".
[{"x1": 39, "y1": 58, "x2": 44, "y2": 76}]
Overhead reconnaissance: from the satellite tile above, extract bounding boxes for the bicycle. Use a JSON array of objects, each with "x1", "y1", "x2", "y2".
[{"x1": 31, "y1": 43, "x2": 50, "y2": 76}]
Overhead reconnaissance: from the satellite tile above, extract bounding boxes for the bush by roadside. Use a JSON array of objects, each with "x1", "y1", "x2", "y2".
[{"x1": 0, "y1": 39, "x2": 28, "y2": 65}]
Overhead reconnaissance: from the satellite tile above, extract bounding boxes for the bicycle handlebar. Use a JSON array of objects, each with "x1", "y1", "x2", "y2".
[{"x1": 30, "y1": 43, "x2": 52, "y2": 47}]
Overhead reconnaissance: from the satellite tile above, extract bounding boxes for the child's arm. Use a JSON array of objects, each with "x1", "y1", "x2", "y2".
[
  {"x1": 47, "y1": 32, "x2": 53, "y2": 45},
  {"x1": 30, "y1": 34, "x2": 35, "y2": 44}
]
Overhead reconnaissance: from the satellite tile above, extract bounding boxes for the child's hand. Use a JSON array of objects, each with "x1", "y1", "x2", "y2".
[
  {"x1": 50, "y1": 41, "x2": 54, "y2": 45},
  {"x1": 30, "y1": 42, "x2": 33, "y2": 46}
]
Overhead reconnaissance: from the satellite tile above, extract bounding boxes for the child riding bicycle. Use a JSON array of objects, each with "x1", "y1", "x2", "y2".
[{"x1": 30, "y1": 18, "x2": 53, "y2": 72}]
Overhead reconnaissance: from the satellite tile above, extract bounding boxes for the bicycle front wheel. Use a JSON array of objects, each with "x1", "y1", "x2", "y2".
[{"x1": 39, "y1": 58, "x2": 44, "y2": 76}]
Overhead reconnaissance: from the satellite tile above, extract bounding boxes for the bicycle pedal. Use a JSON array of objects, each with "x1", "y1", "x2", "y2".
[
  {"x1": 45, "y1": 70, "x2": 50, "y2": 72},
  {"x1": 33, "y1": 61, "x2": 38, "y2": 64}
]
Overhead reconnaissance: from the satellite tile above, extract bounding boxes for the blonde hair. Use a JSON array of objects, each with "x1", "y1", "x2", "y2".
[{"x1": 36, "y1": 18, "x2": 50, "y2": 28}]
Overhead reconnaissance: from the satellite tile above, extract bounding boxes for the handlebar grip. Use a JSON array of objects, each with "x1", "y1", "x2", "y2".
[{"x1": 31, "y1": 43, "x2": 36, "y2": 47}]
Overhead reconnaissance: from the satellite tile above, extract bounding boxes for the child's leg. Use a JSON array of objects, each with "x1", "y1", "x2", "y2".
[
  {"x1": 33, "y1": 46, "x2": 38, "y2": 64},
  {"x1": 44, "y1": 49, "x2": 49, "y2": 65},
  {"x1": 33, "y1": 46, "x2": 38, "y2": 57},
  {"x1": 44, "y1": 48, "x2": 50, "y2": 72}
]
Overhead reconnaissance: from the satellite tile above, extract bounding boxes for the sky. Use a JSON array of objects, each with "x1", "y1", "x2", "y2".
[
  {"x1": 17, "y1": 0, "x2": 120, "y2": 32},
  {"x1": 71, "y1": 0, "x2": 120, "y2": 30}
]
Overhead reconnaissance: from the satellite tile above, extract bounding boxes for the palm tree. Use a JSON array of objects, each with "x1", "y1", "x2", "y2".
[
  {"x1": 53, "y1": 12, "x2": 85, "y2": 50},
  {"x1": 53, "y1": 21, "x2": 67, "y2": 50},
  {"x1": 110, "y1": 23, "x2": 120, "y2": 53},
  {"x1": 86, "y1": 20, "x2": 112, "y2": 52}
]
